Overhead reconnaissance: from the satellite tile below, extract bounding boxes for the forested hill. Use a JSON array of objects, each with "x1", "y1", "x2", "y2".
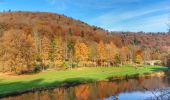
[
  {"x1": 0, "y1": 11, "x2": 170, "y2": 73},
  {"x1": 0, "y1": 11, "x2": 109, "y2": 43},
  {"x1": 0, "y1": 11, "x2": 170, "y2": 48}
]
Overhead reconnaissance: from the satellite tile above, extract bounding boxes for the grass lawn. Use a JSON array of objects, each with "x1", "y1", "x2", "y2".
[{"x1": 0, "y1": 65, "x2": 169, "y2": 97}]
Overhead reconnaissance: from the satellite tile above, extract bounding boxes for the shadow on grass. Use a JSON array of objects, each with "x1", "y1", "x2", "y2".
[
  {"x1": 0, "y1": 77, "x2": 96, "y2": 98},
  {"x1": 150, "y1": 67, "x2": 170, "y2": 72}
]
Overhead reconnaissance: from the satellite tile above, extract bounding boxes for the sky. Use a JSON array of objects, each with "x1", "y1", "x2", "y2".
[{"x1": 0, "y1": 0, "x2": 170, "y2": 32}]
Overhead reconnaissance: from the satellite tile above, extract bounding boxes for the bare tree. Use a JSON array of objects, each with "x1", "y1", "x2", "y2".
[{"x1": 144, "y1": 87, "x2": 170, "y2": 100}]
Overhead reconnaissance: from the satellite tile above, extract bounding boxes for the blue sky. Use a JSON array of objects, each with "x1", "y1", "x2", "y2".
[{"x1": 0, "y1": 0, "x2": 170, "y2": 32}]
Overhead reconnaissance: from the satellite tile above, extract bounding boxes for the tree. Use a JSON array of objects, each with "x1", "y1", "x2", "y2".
[
  {"x1": 67, "y1": 40, "x2": 74, "y2": 61},
  {"x1": 33, "y1": 28, "x2": 42, "y2": 61},
  {"x1": 41, "y1": 36, "x2": 50, "y2": 69},
  {"x1": 143, "y1": 48, "x2": 151, "y2": 64},
  {"x1": 105, "y1": 42, "x2": 118, "y2": 66},
  {"x1": 135, "y1": 50, "x2": 143, "y2": 64},
  {"x1": 23, "y1": 34, "x2": 36, "y2": 71},
  {"x1": 0, "y1": 29, "x2": 36, "y2": 73},
  {"x1": 54, "y1": 36, "x2": 64, "y2": 68},
  {"x1": 163, "y1": 54, "x2": 170, "y2": 67},
  {"x1": 97, "y1": 41, "x2": 106, "y2": 66},
  {"x1": 89, "y1": 42, "x2": 97, "y2": 63},
  {"x1": 74, "y1": 41, "x2": 89, "y2": 66},
  {"x1": 151, "y1": 52, "x2": 161, "y2": 60},
  {"x1": 88, "y1": 42, "x2": 98, "y2": 67},
  {"x1": 62, "y1": 40, "x2": 75, "y2": 68},
  {"x1": 128, "y1": 46, "x2": 134, "y2": 64},
  {"x1": 119, "y1": 46, "x2": 129, "y2": 64}
]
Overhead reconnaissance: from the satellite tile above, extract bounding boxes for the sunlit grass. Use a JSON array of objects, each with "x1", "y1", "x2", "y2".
[{"x1": 0, "y1": 65, "x2": 169, "y2": 97}]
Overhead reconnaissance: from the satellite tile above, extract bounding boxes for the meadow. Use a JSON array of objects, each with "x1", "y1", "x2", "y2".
[{"x1": 0, "y1": 65, "x2": 169, "y2": 97}]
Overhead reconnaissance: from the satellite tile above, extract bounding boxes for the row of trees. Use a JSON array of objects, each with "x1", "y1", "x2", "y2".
[
  {"x1": 0, "y1": 12, "x2": 169, "y2": 74},
  {"x1": 0, "y1": 30, "x2": 36, "y2": 73},
  {"x1": 0, "y1": 29, "x2": 147, "y2": 74}
]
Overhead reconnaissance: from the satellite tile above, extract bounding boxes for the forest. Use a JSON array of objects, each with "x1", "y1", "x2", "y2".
[{"x1": 0, "y1": 11, "x2": 170, "y2": 74}]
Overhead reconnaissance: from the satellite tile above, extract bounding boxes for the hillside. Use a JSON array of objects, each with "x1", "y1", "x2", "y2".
[
  {"x1": 0, "y1": 11, "x2": 109, "y2": 43},
  {"x1": 0, "y1": 11, "x2": 170, "y2": 73},
  {"x1": 0, "y1": 12, "x2": 170, "y2": 47}
]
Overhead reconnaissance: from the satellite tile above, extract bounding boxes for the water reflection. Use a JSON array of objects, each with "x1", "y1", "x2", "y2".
[{"x1": 1, "y1": 76, "x2": 170, "y2": 100}]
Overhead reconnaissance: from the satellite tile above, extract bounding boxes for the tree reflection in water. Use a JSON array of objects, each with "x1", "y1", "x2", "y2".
[{"x1": 1, "y1": 76, "x2": 170, "y2": 100}]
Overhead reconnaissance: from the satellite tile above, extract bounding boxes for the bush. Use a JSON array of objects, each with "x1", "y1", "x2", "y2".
[
  {"x1": 62, "y1": 61, "x2": 78, "y2": 69},
  {"x1": 33, "y1": 64, "x2": 41, "y2": 73},
  {"x1": 63, "y1": 61, "x2": 70, "y2": 69}
]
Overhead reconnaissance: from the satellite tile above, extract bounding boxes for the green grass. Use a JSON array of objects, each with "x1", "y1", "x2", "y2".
[{"x1": 0, "y1": 65, "x2": 169, "y2": 97}]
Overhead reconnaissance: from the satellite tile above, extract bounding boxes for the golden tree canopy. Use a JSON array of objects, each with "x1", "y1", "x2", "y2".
[
  {"x1": 75, "y1": 42, "x2": 89, "y2": 61},
  {"x1": 97, "y1": 41, "x2": 106, "y2": 61}
]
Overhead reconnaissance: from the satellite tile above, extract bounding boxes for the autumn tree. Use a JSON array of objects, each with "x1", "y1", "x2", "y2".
[
  {"x1": 41, "y1": 36, "x2": 50, "y2": 70},
  {"x1": 143, "y1": 48, "x2": 151, "y2": 64},
  {"x1": 22, "y1": 34, "x2": 36, "y2": 71},
  {"x1": 151, "y1": 52, "x2": 161, "y2": 60},
  {"x1": 74, "y1": 41, "x2": 89, "y2": 66},
  {"x1": 65, "y1": 40, "x2": 75, "y2": 68},
  {"x1": 0, "y1": 29, "x2": 36, "y2": 73},
  {"x1": 128, "y1": 45, "x2": 134, "y2": 64},
  {"x1": 33, "y1": 28, "x2": 42, "y2": 61},
  {"x1": 105, "y1": 42, "x2": 118, "y2": 66},
  {"x1": 54, "y1": 36, "x2": 64, "y2": 68},
  {"x1": 163, "y1": 54, "x2": 170, "y2": 67},
  {"x1": 97, "y1": 41, "x2": 106, "y2": 66},
  {"x1": 88, "y1": 42, "x2": 97, "y2": 66},
  {"x1": 119, "y1": 46, "x2": 129, "y2": 64},
  {"x1": 135, "y1": 50, "x2": 143, "y2": 64}
]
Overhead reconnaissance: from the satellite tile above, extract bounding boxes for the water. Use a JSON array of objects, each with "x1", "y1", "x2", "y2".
[{"x1": 1, "y1": 75, "x2": 170, "y2": 100}]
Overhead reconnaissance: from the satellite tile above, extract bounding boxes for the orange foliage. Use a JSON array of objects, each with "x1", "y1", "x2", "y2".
[
  {"x1": 97, "y1": 41, "x2": 106, "y2": 63},
  {"x1": 74, "y1": 41, "x2": 89, "y2": 62}
]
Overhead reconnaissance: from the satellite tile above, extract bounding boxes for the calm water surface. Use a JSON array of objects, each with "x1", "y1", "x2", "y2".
[{"x1": 1, "y1": 75, "x2": 170, "y2": 100}]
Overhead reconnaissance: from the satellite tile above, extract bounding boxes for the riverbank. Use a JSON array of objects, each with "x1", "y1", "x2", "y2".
[{"x1": 0, "y1": 65, "x2": 169, "y2": 97}]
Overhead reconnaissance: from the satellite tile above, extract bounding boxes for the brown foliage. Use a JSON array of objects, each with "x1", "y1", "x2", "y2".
[
  {"x1": 0, "y1": 11, "x2": 169, "y2": 72},
  {"x1": 0, "y1": 29, "x2": 36, "y2": 73}
]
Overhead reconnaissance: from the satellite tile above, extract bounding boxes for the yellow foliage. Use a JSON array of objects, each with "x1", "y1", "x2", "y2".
[
  {"x1": 54, "y1": 36, "x2": 64, "y2": 62},
  {"x1": 135, "y1": 54, "x2": 143, "y2": 64},
  {"x1": 106, "y1": 42, "x2": 118, "y2": 62},
  {"x1": 41, "y1": 36, "x2": 50, "y2": 61},
  {"x1": 97, "y1": 41, "x2": 106, "y2": 61},
  {"x1": 75, "y1": 42, "x2": 89, "y2": 61}
]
